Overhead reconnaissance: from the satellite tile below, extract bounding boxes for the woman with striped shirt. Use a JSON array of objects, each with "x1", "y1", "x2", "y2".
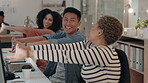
[{"x1": 9, "y1": 15, "x2": 123, "y2": 83}]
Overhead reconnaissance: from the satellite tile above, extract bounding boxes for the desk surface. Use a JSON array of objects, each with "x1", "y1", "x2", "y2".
[
  {"x1": 2, "y1": 48, "x2": 51, "y2": 83},
  {"x1": 0, "y1": 34, "x2": 23, "y2": 43},
  {"x1": 0, "y1": 34, "x2": 23, "y2": 37}
]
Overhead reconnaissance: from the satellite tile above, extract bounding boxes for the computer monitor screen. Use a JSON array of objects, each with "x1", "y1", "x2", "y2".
[{"x1": 0, "y1": 47, "x2": 6, "y2": 83}]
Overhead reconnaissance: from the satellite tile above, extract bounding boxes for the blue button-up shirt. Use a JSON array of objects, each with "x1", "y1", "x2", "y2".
[{"x1": 43, "y1": 30, "x2": 86, "y2": 83}]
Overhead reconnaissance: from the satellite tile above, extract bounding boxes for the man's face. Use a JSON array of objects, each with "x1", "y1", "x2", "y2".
[
  {"x1": 0, "y1": 16, "x2": 4, "y2": 24},
  {"x1": 62, "y1": 12, "x2": 81, "y2": 37}
]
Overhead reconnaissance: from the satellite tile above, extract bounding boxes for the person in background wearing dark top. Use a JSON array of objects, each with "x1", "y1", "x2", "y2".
[
  {"x1": 0, "y1": 11, "x2": 10, "y2": 34},
  {"x1": 0, "y1": 11, "x2": 10, "y2": 48}
]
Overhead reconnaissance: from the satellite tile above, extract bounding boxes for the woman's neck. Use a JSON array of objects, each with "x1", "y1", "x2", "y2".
[
  {"x1": 93, "y1": 41, "x2": 108, "y2": 46},
  {"x1": 89, "y1": 38, "x2": 108, "y2": 46}
]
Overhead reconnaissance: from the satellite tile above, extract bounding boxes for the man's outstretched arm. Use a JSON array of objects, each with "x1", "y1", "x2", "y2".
[{"x1": 15, "y1": 36, "x2": 47, "y2": 43}]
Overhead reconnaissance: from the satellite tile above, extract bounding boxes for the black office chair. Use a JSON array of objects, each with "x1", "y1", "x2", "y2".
[{"x1": 115, "y1": 49, "x2": 130, "y2": 83}]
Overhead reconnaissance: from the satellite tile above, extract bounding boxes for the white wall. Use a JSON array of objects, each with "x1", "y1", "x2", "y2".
[
  {"x1": 88, "y1": 0, "x2": 97, "y2": 23},
  {"x1": 139, "y1": 0, "x2": 148, "y2": 22},
  {"x1": 3, "y1": 0, "x2": 146, "y2": 28},
  {"x1": 128, "y1": 0, "x2": 139, "y2": 27},
  {"x1": 0, "y1": 0, "x2": 81, "y2": 26},
  {"x1": 0, "y1": 0, "x2": 42, "y2": 26},
  {"x1": 128, "y1": 0, "x2": 148, "y2": 28},
  {"x1": 66, "y1": 0, "x2": 81, "y2": 11}
]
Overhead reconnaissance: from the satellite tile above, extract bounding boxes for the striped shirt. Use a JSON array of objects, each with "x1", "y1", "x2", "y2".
[{"x1": 30, "y1": 40, "x2": 121, "y2": 83}]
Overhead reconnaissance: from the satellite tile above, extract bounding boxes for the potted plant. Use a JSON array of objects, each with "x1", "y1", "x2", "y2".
[
  {"x1": 135, "y1": 18, "x2": 148, "y2": 30},
  {"x1": 135, "y1": 18, "x2": 148, "y2": 38}
]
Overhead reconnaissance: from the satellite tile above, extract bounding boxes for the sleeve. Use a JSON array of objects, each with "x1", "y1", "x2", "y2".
[
  {"x1": 48, "y1": 37, "x2": 74, "y2": 44},
  {"x1": 42, "y1": 31, "x2": 86, "y2": 44},
  {"x1": 25, "y1": 28, "x2": 55, "y2": 37},
  {"x1": 30, "y1": 40, "x2": 87, "y2": 50},
  {"x1": 32, "y1": 46, "x2": 119, "y2": 66},
  {"x1": 42, "y1": 31, "x2": 65, "y2": 40}
]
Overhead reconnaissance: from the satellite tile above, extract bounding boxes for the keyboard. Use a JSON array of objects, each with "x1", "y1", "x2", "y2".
[{"x1": 7, "y1": 63, "x2": 35, "y2": 72}]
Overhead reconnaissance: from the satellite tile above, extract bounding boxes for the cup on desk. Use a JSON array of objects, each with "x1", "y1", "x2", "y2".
[{"x1": 22, "y1": 65, "x2": 32, "y2": 80}]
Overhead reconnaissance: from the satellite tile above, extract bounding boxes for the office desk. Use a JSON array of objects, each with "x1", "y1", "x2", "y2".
[
  {"x1": 2, "y1": 48, "x2": 51, "y2": 83},
  {"x1": 8, "y1": 58, "x2": 51, "y2": 83},
  {"x1": 0, "y1": 34, "x2": 23, "y2": 43},
  {"x1": 0, "y1": 34, "x2": 23, "y2": 48}
]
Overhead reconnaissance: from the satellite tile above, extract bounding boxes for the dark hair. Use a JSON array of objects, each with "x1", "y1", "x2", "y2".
[
  {"x1": 49, "y1": 11, "x2": 62, "y2": 32},
  {"x1": 36, "y1": 9, "x2": 52, "y2": 29},
  {"x1": 98, "y1": 15, "x2": 123, "y2": 45},
  {"x1": 0, "y1": 11, "x2": 4, "y2": 17},
  {"x1": 63, "y1": 7, "x2": 81, "y2": 21},
  {"x1": 36, "y1": 9, "x2": 62, "y2": 32}
]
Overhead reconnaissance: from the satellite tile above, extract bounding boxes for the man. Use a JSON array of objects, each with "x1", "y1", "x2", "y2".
[
  {"x1": 0, "y1": 11, "x2": 11, "y2": 48},
  {"x1": 13, "y1": 7, "x2": 86, "y2": 83},
  {"x1": 0, "y1": 11, "x2": 10, "y2": 34}
]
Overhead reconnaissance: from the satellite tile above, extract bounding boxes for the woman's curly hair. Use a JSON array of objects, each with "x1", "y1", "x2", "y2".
[
  {"x1": 36, "y1": 9, "x2": 52, "y2": 29},
  {"x1": 36, "y1": 9, "x2": 62, "y2": 32},
  {"x1": 49, "y1": 11, "x2": 62, "y2": 32},
  {"x1": 98, "y1": 15, "x2": 123, "y2": 45}
]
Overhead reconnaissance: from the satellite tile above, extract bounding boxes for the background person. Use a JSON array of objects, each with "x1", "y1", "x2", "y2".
[{"x1": 0, "y1": 11, "x2": 10, "y2": 34}]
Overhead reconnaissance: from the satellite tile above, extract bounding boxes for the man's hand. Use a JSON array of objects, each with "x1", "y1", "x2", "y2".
[
  {"x1": 17, "y1": 42, "x2": 31, "y2": 51},
  {"x1": 11, "y1": 37, "x2": 27, "y2": 53},
  {"x1": 11, "y1": 37, "x2": 18, "y2": 53}
]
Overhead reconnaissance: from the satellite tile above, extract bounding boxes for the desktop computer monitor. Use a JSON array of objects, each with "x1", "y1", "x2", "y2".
[{"x1": 0, "y1": 47, "x2": 7, "y2": 83}]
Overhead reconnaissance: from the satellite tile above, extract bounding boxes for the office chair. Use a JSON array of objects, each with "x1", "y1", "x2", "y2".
[{"x1": 115, "y1": 49, "x2": 130, "y2": 83}]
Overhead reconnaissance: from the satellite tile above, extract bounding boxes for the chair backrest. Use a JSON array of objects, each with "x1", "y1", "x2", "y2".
[{"x1": 115, "y1": 49, "x2": 130, "y2": 83}]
